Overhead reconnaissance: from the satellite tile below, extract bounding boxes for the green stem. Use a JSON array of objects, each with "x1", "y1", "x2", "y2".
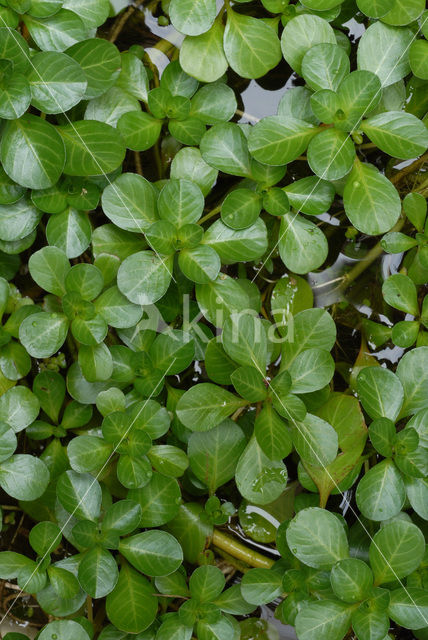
[
  {"x1": 198, "y1": 205, "x2": 221, "y2": 225},
  {"x1": 212, "y1": 529, "x2": 275, "y2": 569},
  {"x1": 340, "y1": 217, "x2": 405, "y2": 290},
  {"x1": 213, "y1": 547, "x2": 251, "y2": 573}
]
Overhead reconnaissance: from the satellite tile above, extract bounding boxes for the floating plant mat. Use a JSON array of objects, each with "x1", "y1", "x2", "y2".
[{"x1": 0, "y1": 1, "x2": 427, "y2": 640}]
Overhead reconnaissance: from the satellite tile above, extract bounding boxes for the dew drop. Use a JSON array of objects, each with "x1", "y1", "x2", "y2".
[{"x1": 353, "y1": 181, "x2": 360, "y2": 188}]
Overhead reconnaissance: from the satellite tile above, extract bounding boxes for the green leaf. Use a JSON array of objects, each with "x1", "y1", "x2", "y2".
[
  {"x1": 287, "y1": 507, "x2": 349, "y2": 569},
  {"x1": 381, "y1": 0, "x2": 425, "y2": 26},
  {"x1": 148, "y1": 445, "x2": 188, "y2": 478},
  {"x1": 396, "y1": 347, "x2": 428, "y2": 416},
  {"x1": 301, "y1": 42, "x2": 349, "y2": 91},
  {"x1": 29, "y1": 246, "x2": 70, "y2": 296},
  {"x1": 67, "y1": 435, "x2": 112, "y2": 473},
  {"x1": 361, "y1": 111, "x2": 428, "y2": 159},
  {"x1": 116, "y1": 51, "x2": 148, "y2": 101},
  {"x1": 281, "y1": 308, "x2": 337, "y2": 364},
  {"x1": 368, "y1": 418, "x2": 396, "y2": 457},
  {"x1": 357, "y1": 21, "x2": 413, "y2": 86},
  {"x1": 356, "y1": 0, "x2": 390, "y2": 17},
  {"x1": 224, "y1": 10, "x2": 281, "y2": 79},
  {"x1": 202, "y1": 218, "x2": 267, "y2": 264},
  {"x1": 101, "y1": 173, "x2": 157, "y2": 233},
  {"x1": 1, "y1": 114, "x2": 65, "y2": 189},
  {"x1": 271, "y1": 275, "x2": 313, "y2": 333},
  {"x1": 295, "y1": 600, "x2": 352, "y2": 640},
  {"x1": 84, "y1": 86, "x2": 139, "y2": 127},
  {"x1": 26, "y1": 0, "x2": 64, "y2": 19},
  {"x1": 0, "y1": 386, "x2": 40, "y2": 433},
  {"x1": 356, "y1": 459, "x2": 405, "y2": 521},
  {"x1": 278, "y1": 214, "x2": 328, "y2": 274},
  {"x1": 0, "y1": 199, "x2": 41, "y2": 242},
  {"x1": 277, "y1": 85, "x2": 318, "y2": 125},
  {"x1": 232, "y1": 366, "x2": 267, "y2": 402},
  {"x1": 129, "y1": 473, "x2": 181, "y2": 527},
  {"x1": 79, "y1": 343, "x2": 113, "y2": 383},
  {"x1": 117, "y1": 251, "x2": 173, "y2": 305},
  {"x1": 288, "y1": 348, "x2": 335, "y2": 394},
  {"x1": 58, "y1": 120, "x2": 126, "y2": 176},
  {"x1": 39, "y1": 621, "x2": 90, "y2": 640},
  {"x1": 388, "y1": 588, "x2": 428, "y2": 631},
  {"x1": 117, "y1": 111, "x2": 161, "y2": 152},
  {"x1": 150, "y1": 330, "x2": 195, "y2": 374},
  {"x1": 95, "y1": 286, "x2": 143, "y2": 329},
  {"x1": 171, "y1": 147, "x2": 218, "y2": 197},
  {"x1": 292, "y1": 413, "x2": 338, "y2": 467},
  {"x1": 369, "y1": 520, "x2": 425, "y2": 584},
  {"x1": 19, "y1": 312, "x2": 69, "y2": 358},
  {"x1": 158, "y1": 179, "x2": 204, "y2": 226},
  {"x1": 0, "y1": 27, "x2": 31, "y2": 75},
  {"x1": 106, "y1": 563, "x2": 158, "y2": 634},
  {"x1": 46, "y1": 208, "x2": 92, "y2": 259},
  {"x1": 195, "y1": 275, "x2": 249, "y2": 327},
  {"x1": 0, "y1": 454, "x2": 49, "y2": 500},
  {"x1": 220, "y1": 189, "x2": 261, "y2": 230},
  {"x1": 336, "y1": 70, "x2": 381, "y2": 131},
  {"x1": 23, "y1": 9, "x2": 88, "y2": 52},
  {"x1": 178, "y1": 245, "x2": 221, "y2": 284},
  {"x1": 189, "y1": 564, "x2": 225, "y2": 602},
  {"x1": 28, "y1": 51, "x2": 86, "y2": 114},
  {"x1": 177, "y1": 383, "x2": 246, "y2": 432},
  {"x1": 63, "y1": 0, "x2": 110, "y2": 28},
  {"x1": 102, "y1": 499, "x2": 141, "y2": 535},
  {"x1": 351, "y1": 599, "x2": 389, "y2": 640},
  {"x1": 222, "y1": 313, "x2": 267, "y2": 371},
  {"x1": 200, "y1": 123, "x2": 251, "y2": 177},
  {"x1": 248, "y1": 116, "x2": 319, "y2": 166},
  {"x1": 382, "y1": 273, "x2": 419, "y2": 316},
  {"x1": 255, "y1": 404, "x2": 292, "y2": 461},
  {"x1": 405, "y1": 476, "x2": 428, "y2": 520},
  {"x1": 170, "y1": 0, "x2": 216, "y2": 36},
  {"x1": 240, "y1": 568, "x2": 282, "y2": 605},
  {"x1": 66, "y1": 38, "x2": 121, "y2": 100},
  {"x1": 343, "y1": 162, "x2": 401, "y2": 235},
  {"x1": 157, "y1": 616, "x2": 193, "y2": 640},
  {"x1": 357, "y1": 366, "x2": 404, "y2": 420},
  {"x1": 235, "y1": 436, "x2": 288, "y2": 505},
  {"x1": 281, "y1": 14, "x2": 336, "y2": 74},
  {"x1": 180, "y1": 21, "x2": 228, "y2": 83},
  {"x1": 78, "y1": 546, "x2": 118, "y2": 598},
  {"x1": 409, "y1": 39, "x2": 428, "y2": 80},
  {"x1": 56, "y1": 470, "x2": 101, "y2": 521},
  {"x1": 331, "y1": 558, "x2": 373, "y2": 603},
  {"x1": 119, "y1": 530, "x2": 182, "y2": 577},
  {"x1": 191, "y1": 83, "x2": 236, "y2": 125},
  {"x1": 307, "y1": 128, "x2": 355, "y2": 181},
  {"x1": 0, "y1": 67, "x2": 31, "y2": 120},
  {"x1": 33, "y1": 370, "x2": 65, "y2": 423},
  {"x1": 188, "y1": 419, "x2": 246, "y2": 492}
]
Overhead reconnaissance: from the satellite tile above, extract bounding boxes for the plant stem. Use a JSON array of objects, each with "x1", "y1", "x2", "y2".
[
  {"x1": 235, "y1": 109, "x2": 259, "y2": 123},
  {"x1": 134, "y1": 151, "x2": 143, "y2": 176},
  {"x1": 390, "y1": 153, "x2": 428, "y2": 185},
  {"x1": 109, "y1": 0, "x2": 145, "y2": 43},
  {"x1": 340, "y1": 218, "x2": 404, "y2": 290},
  {"x1": 213, "y1": 547, "x2": 251, "y2": 574},
  {"x1": 198, "y1": 205, "x2": 222, "y2": 225},
  {"x1": 212, "y1": 529, "x2": 274, "y2": 569},
  {"x1": 86, "y1": 596, "x2": 93, "y2": 623}
]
